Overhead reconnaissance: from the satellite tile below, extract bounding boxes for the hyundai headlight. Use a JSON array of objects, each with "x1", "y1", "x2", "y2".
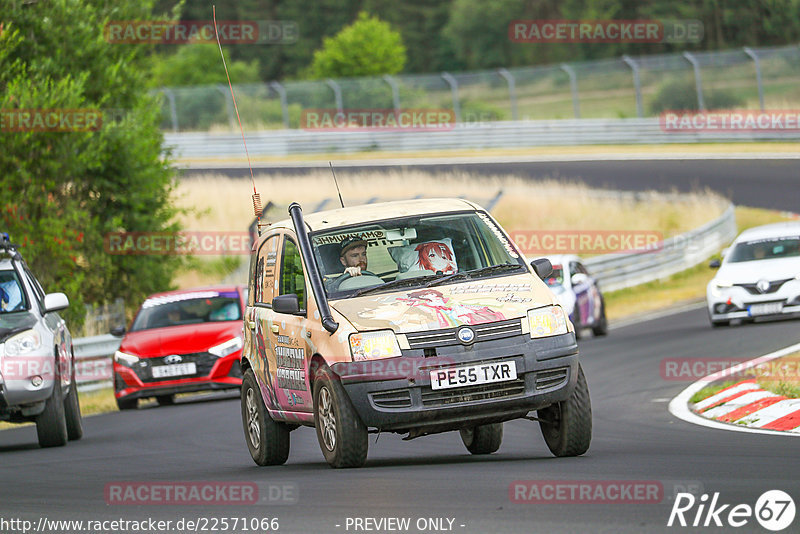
[
  {"x1": 349, "y1": 330, "x2": 402, "y2": 361},
  {"x1": 209, "y1": 336, "x2": 243, "y2": 357},
  {"x1": 114, "y1": 350, "x2": 139, "y2": 367},
  {"x1": 4, "y1": 329, "x2": 42, "y2": 356},
  {"x1": 527, "y1": 305, "x2": 569, "y2": 338}
]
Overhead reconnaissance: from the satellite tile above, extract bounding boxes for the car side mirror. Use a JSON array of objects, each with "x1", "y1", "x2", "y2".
[
  {"x1": 110, "y1": 325, "x2": 126, "y2": 337},
  {"x1": 571, "y1": 273, "x2": 589, "y2": 286},
  {"x1": 43, "y1": 292, "x2": 69, "y2": 313},
  {"x1": 709, "y1": 259, "x2": 721, "y2": 269},
  {"x1": 273, "y1": 294, "x2": 301, "y2": 315},
  {"x1": 530, "y1": 258, "x2": 553, "y2": 280}
]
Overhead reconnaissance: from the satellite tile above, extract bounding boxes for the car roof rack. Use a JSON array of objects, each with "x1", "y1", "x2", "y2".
[{"x1": 0, "y1": 232, "x2": 23, "y2": 261}]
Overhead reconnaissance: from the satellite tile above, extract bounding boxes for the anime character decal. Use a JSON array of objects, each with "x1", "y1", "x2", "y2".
[
  {"x1": 398, "y1": 289, "x2": 505, "y2": 328},
  {"x1": 414, "y1": 242, "x2": 457, "y2": 274}
]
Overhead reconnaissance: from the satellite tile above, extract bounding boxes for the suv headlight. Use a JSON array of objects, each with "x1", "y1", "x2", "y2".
[
  {"x1": 114, "y1": 351, "x2": 139, "y2": 367},
  {"x1": 349, "y1": 330, "x2": 402, "y2": 361},
  {"x1": 4, "y1": 329, "x2": 42, "y2": 356},
  {"x1": 527, "y1": 306, "x2": 569, "y2": 338},
  {"x1": 209, "y1": 336, "x2": 243, "y2": 357}
]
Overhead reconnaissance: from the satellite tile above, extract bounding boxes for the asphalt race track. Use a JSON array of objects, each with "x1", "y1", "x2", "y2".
[
  {"x1": 3, "y1": 159, "x2": 799, "y2": 533},
  {"x1": 191, "y1": 158, "x2": 800, "y2": 213}
]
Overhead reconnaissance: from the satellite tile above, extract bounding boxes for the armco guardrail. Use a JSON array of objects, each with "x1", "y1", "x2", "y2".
[
  {"x1": 164, "y1": 119, "x2": 800, "y2": 159},
  {"x1": 73, "y1": 334, "x2": 119, "y2": 392},
  {"x1": 584, "y1": 202, "x2": 736, "y2": 292}
]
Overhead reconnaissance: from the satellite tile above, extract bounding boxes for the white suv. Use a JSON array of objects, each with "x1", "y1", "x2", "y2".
[{"x1": 0, "y1": 233, "x2": 83, "y2": 447}]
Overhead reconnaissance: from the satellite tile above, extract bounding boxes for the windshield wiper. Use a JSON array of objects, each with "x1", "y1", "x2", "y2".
[
  {"x1": 425, "y1": 263, "x2": 524, "y2": 287},
  {"x1": 351, "y1": 274, "x2": 439, "y2": 297}
]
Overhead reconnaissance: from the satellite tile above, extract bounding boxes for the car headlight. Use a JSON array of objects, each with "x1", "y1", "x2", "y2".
[
  {"x1": 527, "y1": 305, "x2": 569, "y2": 338},
  {"x1": 349, "y1": 330, "x2": 402, "y2": 361},
  {"x1": 209, "y1": 336, "x2": 243, "y2": 357},
  {"x1": 114, "y1": 350, "x2": 139, "y2": 367},
  {"x1": 714, "y1": 279, "x2": 733, "y2": 288},
  {"x1": 4, "y1": 329, "x2": 42, "y2": 356},
  {"x1": 795, "y1": 273, "x2": 800, "y2": 281}
]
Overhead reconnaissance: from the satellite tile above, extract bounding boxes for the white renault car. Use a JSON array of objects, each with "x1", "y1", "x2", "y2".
[{"x1": 707, "y1": 222, "x2": 800, "y2": 327}]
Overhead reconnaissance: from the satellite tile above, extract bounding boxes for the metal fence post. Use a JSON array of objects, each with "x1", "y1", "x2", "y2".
[
  {"x1": 326, "y1": 79, "x2": 343, "y2": 114},
  {"x1": 159, "y1": 88, "x2": 179, "y2": 133},
  {"x1": 622, "y1": 56, "x2": 644, "y2": 118},
  {"x1": 269, "y1": 81, "x2": 290, "y2": 129},
  {"x1": 216, "y1": 84, "x2": 237, "y2": 131},
  {"x1": 560, "y1": 64, "x2": 580, "y2": 119},
  {"x1": 441, "y1": 72, "x2": 461, "y2": 123},
  {"x1": 383, "y1": 74, "x2": 401, "y2": 112},
  {"x1": 743, "y1": 47, "x2": 765, "y2": 111},
  {"x1": 497, "y1": 68, "x2": 518, "y2": 121},
  {"x1": 682, "y1": 52, "x2": 706, "y2": 111}
]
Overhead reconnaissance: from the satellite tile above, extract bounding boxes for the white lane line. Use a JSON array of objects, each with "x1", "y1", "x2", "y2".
[
  {"x1": 693, "y1": 381, "x2": 761, "y2": 412},
  {"x1": 668, "y1": 341, "x2": 800, "y2": 437},
  {"x1": 744, "y1": 399, "x2": 800, "y2": 428},
  {"x1": 701, "y1": 391, "x2": 778, "y2": 419}
]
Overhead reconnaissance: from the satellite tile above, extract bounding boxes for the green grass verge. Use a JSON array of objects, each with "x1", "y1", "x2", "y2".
[{"x1": 689, "y1": 381, "x2": 739, "y2": 404}]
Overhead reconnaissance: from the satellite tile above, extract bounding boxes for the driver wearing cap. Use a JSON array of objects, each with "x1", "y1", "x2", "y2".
[{"x1": 339, "y1": 237, "x2": 368, "y2": 277}]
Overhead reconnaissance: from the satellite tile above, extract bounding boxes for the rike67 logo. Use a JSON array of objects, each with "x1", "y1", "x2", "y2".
[{"x1": 668, "y1": 490, "x2": 795, "y2": 531}]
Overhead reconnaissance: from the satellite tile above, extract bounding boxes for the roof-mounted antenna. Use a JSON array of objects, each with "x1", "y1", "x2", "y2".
[
  {"x1": 329, "y1": 162, "x2": 345, "y2": 208},
  {"x1": 213, "y1": 6, "x2": 264, "y2": 233}
]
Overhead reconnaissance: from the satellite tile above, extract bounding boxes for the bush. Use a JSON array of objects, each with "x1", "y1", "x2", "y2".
[{"x1": 649, "y1": 78, "x2": 745, "y2": 114}]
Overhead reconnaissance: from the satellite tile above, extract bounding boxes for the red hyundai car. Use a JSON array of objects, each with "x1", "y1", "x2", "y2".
[{"x1": 112, "y1": 286, "x2": 245, "y2": 410}]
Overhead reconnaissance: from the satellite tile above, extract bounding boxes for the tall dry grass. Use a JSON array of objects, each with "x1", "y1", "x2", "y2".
[{"x1": 173, "y1": 170, "x2": 727, "y2": 238}]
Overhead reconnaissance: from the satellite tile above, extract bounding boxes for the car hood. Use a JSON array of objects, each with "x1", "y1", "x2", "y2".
[
  {"x1": 716, "y1": 257, "x2": 800, "y2": 283},
  {"x1": 0, "y1": 312, "x2": 38, "y2": 344},
  {"x1": 330, "y1": 273, "x2": 556, "y2": 334},
  {"x1": 119, "y1": 322, "x2": 242, "y2": 358}
]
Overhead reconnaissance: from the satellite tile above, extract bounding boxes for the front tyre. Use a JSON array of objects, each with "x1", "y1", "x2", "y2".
[
  {"x1": 36, "y1": 359, "x2": 68, "y2": 448},
  {"x1": 592, "y1": 298, "x2": 608, "y2": 337},
  {"x1": 64, "y1": 359, "x2": 83, "y2": 441},
  {"x1": 538, "y1": 364, "x2": 592, "y2": 457},
  {"x1": 313, "y1": 366, "x2": 368, "y2": 468},
  {"x1": 241, "y1": 369, "x2": 289, "y2": 466},
  {"x1": 460, "y1": 423, "x2": 503, "y2": 454}
]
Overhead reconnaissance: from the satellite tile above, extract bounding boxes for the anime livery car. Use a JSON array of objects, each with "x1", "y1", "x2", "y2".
[
  {"x1": 112, "y1": 286, "x2": 246, "y2": 409},
  {"x1": 0, "y1": 233, "x2": 82, "y2": 447},
  {"x1": 543, "y1": 255, "x2": 607, "y2": 339},
  {"x1": 240, "y1": 199, "x2": 592, "y2": 468},
  {"x1": 707, "y1": 222, "x2": 800, "y2": 326}
]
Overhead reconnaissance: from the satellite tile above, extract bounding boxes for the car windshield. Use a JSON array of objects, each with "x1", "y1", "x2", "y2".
[
  {"x1": 0, "y1": 269, "x2": 28, "y2": 314},
  {"x1": 130, "y1": 290, "x2": 241, "y2": 331},
  {"x1": 727, "y1": 236, "x2": 800, "y2": 263},
  {"x1": 310, "y1": 211, "x2": 526, "y2": 299}
]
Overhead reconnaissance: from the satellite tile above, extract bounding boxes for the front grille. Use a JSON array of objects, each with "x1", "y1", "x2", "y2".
[
  {"x1": 735, "y1": 279, "x2": 792, "y2": 295},
  {"x1": 405, "y1": 319, "x2": 524, "y2": 350},
  {"x1": 535, "y1": 368, "x2": 569, "y2": 390},
  {"x1": 371, "y1": 389, "x2": 412, "y2": 409},
  {"x1": 420, "y1": 378, "x2": 526, "y2": 407},
  {"x1": 136, "y1": 352, "x2": 218, "y2": 383}
]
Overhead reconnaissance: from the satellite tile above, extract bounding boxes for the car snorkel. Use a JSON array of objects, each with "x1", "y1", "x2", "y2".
[{"x1": 288, "y1": 203, "x2": 339, "y2": 334}]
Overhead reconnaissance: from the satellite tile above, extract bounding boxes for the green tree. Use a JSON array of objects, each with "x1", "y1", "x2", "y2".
[
  {"x1": 307, "y1": 11, "x2": 406, "y2": 79},
  {"x1": 1, "y1": 0, "x2": 183, "y2": 327},
  {"x1": 149, "y1": 44, "x2": 261, "y2": 88}
]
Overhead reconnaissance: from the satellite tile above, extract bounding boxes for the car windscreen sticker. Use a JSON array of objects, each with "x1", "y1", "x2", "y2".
[
  {"x1": 141, "y1": 291, "x2": 220, "y2": 309},
  {"x1": 477, "y1": 212, "x2": 520, "y2": 258}
]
